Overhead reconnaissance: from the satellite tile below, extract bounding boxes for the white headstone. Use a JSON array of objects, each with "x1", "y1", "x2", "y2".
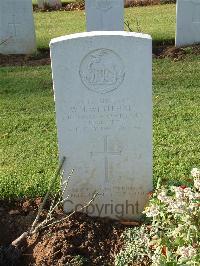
[
  {"x1": 176, "y1": 0, "x2": 200, "y2": 47},
  {"x1": 85, "y1": 0, "x2": 124, "y2": 31},
  {"x1": 50, "y1": 31, "x2": 152, "y2": 220},
  {"x1": 0, "y1": 0, "x2": 36, "y2": 54}
]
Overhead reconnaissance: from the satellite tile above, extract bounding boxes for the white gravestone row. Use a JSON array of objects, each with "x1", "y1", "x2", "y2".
[
  {"x1": 0, "y1": 0, "x2": 36, "y2": 54},
  {"x1": 85, "y1": 0, "x2": 124, "y2": 31},
  {"x1": 50, "y1": 32, "x2": 153, "y2": 220},
  {"x1": 176, "y1": 0, "x2": 200, "y2": 47}
]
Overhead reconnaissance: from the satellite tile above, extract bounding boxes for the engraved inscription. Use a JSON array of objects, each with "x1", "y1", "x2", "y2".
[
  {"x1": 8, "y1": 14, "x2": 21, "y2": 37},
  {"x1": 65, "y1": 98, "x2": 141, "y2": 133},
  {"x1": 192, "y1": 4, "x2": 200, "y2": 23},
  {"x1": 95, "y1": 0, "x2": 112, "y2": 11},
  {"x1": 90, "y1": 136, "x2": 122, "y2": 183},
  {"x1": 79, "y1": 49, "x2": 125, "y2": 94},
  {"x1": 69, "y1": 185, "x2": 145, "y2": 200}
]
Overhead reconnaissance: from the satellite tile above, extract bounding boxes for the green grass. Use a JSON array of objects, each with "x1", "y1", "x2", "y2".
[
  {"x1": 0, "y1": 67, "x2": 58, "y2": 198},
  {"x1": 34, "y1": 10, "x2": 85, "y2": 49},
  {"x1": 125, "y1": 4, "x2": 175, "y2": 44},
  {"x1": 0, "y1": 4, "x2": 199, "y2": 198},
  {"x1": 0, "y1": 54, "x2": 200, "y2": 198},
  {"x1": 153, "y1": 54, "x2": 200, "y2": 184},
  {"x1": 33, "y1": 4, "x2": 176, "y2": 49}
]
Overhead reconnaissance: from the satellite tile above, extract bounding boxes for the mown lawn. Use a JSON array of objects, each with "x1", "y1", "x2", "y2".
[
  {"x1": 34, "y1": 4, "x2": 176, "y2": 49},
  {"x1": 0, "y1": 67, "x2": 57, "y2": 198},
  {"x1": 0, "y1": 3, "x2": 199, "y2": 198},
  {"x1": 0, "y1": 53, "x2": 200, "y2": 198},
  {"x1": 153, "y1": 54, "x2": 200, "y2": 185}
]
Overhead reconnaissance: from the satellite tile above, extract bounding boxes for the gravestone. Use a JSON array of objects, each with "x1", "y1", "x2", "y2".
[
  {"x1": 50, "y1": 31, "x2": 152, "y2": 220},
  {"x1": 0, "y1": 0, "x2": 36, "y2": 54},
  {"x1": 176, "y1": 0, "x2": 200, "y2": 47},
  {"x1": 85, "y1": 0, "x2": 124, "y2": 31},
  {"x1": 38, "y1": 0, "x2": 62, "y2": 9}
]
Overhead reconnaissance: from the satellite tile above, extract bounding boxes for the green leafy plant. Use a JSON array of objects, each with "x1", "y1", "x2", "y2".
[
  {"x1": 143, "y1": 167, "x2": 200, "y2": 265},
  {"x1": 115, "y1": 168, "x2": 200, "y2": 266},
  {"x1": 115, "y1": 226, "x2": 152, "y2": 265}
]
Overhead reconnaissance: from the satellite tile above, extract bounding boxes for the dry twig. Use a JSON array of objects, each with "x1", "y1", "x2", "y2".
[
  {"x1": 30, "y1": 156, "x2": 66, "y2": 234},
  {"x1": 0, "y1": 37, "x2": 11, "y2": 46},
  {"x1": 42, "y1": 191, "x2": 99, "y2": 230},
  {"x1": 1, "y1": 156, "x2": 99, "y2": 265},
  {"x1": 125, "y1": 18, "x2": 142, "y2": 33},
  {"x1": 125, "y1": 20, "x2": 133, "y2": 32}
]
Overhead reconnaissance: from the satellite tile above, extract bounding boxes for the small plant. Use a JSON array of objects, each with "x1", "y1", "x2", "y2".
[
  {"x1": 115, "y1": 168, "x2": 200, "y2": 266},
  {"x1": 124, "y1": 18, "x2": 142, "y2": 33},
  {"x1": 66, "y1": 255, "x2": 89, "y2": 266},
  {"x1": 143, "y1": 167, "x2": 200, "y2": 265},
  {"x1": 115, "y1": 225, "x2": 152, "y2": 265}
]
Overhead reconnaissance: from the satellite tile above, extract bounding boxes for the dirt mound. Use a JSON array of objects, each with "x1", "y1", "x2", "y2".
[
  {"x1": 0, "y1": 199, "x2": 126, "y2": 266},
  {"x1": 153, "y1": 46, "x2": 187, "y2": 60},
  {"x1": 153, "y1": 45, "x2": 200, "y2": 60},
  {"x1": 32, "y1": 0, "x2": 174, "y2": 12},
  {"x1": 1, "y1": 45, "x2": 199, "y2": 67},
  {"x1": 33, "y1": 2, "x2": 84, "y2": 12},
  {"x1": 124, "y1": 0, "x2": 161, "y2": 8},
  {"x1": 26, "y1": 213, "x2": 124, "y2": 265},
  {"x1": 0, "y1": 199, "x2": 42, "y2": 245},
  {"x1": 0, "y1": 50, "x2": 50, "y2": 67}
]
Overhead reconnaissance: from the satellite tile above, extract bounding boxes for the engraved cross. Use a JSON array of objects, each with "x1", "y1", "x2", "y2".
[
  {"x1": 192, "y1": 5, "x2": 200, "y2": 23},
  {"x1": 8, "y1": 14, "x2": 21, "y2": 37},
  {"x1": 90, "y1": 136, "x2": 122, "y2": 183},
  {"x1": 95, "y1": 0, "x2": 113, "y2": 29},
  {"x1": 96, "y1": 0, "x2": 112, "y2": 11}
]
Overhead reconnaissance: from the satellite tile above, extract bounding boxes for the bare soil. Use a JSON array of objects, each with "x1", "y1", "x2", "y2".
[
  {"x1": 0, "y1": 49, "x2": 50, "y2": 67},
  {"x1": 1, "y1": 45, "x2": 200, "y2": 67},
  {"x1": 153, "y1": 45, "x2": 200, "y2": 60},
  {"x1": 32, "y1": 0, "x2": 176, "y2": 12},
  {"x1": 0, "y1": 199, "x2": 130, "y2": 266}
]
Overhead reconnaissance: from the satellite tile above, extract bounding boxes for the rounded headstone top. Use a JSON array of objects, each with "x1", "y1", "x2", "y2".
[{"x1": 50, "y1": 31, "x2": 152, "y2": 46}]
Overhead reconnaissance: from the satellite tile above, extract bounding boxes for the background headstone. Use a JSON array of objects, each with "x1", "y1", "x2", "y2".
[
  {"x1": 38, "y1": 0, "x2": 62, "y2": 9},
  {"x1": 176, "y1": 0, "x2": 200, "y2": 47},
  {"x1": 85, "y1": 0, "x2": 124, "y2": 31},
  {"x1": 0, "y1": 0, "x2": 36, "y2": 54},
  {"x1": 50, "y1": 32, "x2": 152, "y2": 220}
]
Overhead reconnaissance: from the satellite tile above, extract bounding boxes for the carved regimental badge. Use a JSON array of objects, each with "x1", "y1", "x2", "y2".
[{"x1": 79, "y1": 49, "x2": 125, "y2": 94}]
